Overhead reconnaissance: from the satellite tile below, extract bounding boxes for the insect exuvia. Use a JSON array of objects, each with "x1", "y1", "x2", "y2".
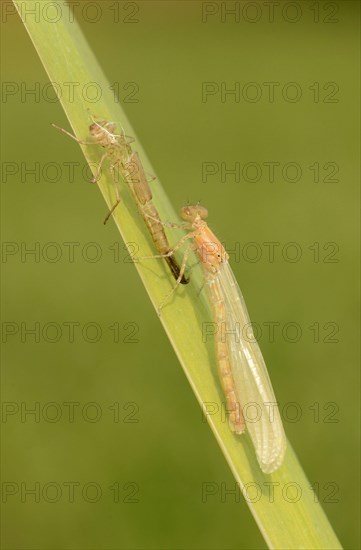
[
  {"x1": 122, "y1": 151, "x2": 189, "y2": 284},
  {"x1": 155, "y1": 204, "x2": 287, "y2": 473},
  {"x1": 52, "y1": 115, "x2": 188, "y2": 284}
]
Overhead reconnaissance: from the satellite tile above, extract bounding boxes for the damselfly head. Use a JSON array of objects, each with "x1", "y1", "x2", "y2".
[{"x1": 180, "y1": 204, "x2": 208, "y2": 222}]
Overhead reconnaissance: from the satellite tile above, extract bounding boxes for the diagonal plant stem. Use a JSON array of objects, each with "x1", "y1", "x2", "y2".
[{"x1": 13, "y1": 1, "x2": 342, "y2": 548}]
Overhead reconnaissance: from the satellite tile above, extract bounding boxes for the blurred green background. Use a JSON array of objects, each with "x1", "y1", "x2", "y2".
[{"x1": 1, "y1": 1, "x2": 359, "y2": 548}]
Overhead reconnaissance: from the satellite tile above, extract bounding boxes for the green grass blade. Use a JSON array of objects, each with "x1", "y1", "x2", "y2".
[{"x1": 13, "y1": 1, "x2": 342, "y2": 548}]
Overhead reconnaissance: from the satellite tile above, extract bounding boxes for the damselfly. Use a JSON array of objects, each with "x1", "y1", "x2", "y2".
[{"x1": 155, "y1": 204, "x2": 286, "y2": 473}]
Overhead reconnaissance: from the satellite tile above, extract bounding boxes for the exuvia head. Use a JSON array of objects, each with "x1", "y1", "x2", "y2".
[
  {"x1": 180, "y1": 204, "x2": 208, "y2": 222},
  {"x1": 89, "y1": 120, "x2": 117, "y2": 136},
  {"x1": 89, "y1": 121, "x2": 104, "y2": 137}
]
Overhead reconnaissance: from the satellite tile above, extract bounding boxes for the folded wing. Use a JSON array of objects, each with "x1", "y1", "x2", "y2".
[{"x1": 218, "y1": 263, "x2": 287, "y2": 473}]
